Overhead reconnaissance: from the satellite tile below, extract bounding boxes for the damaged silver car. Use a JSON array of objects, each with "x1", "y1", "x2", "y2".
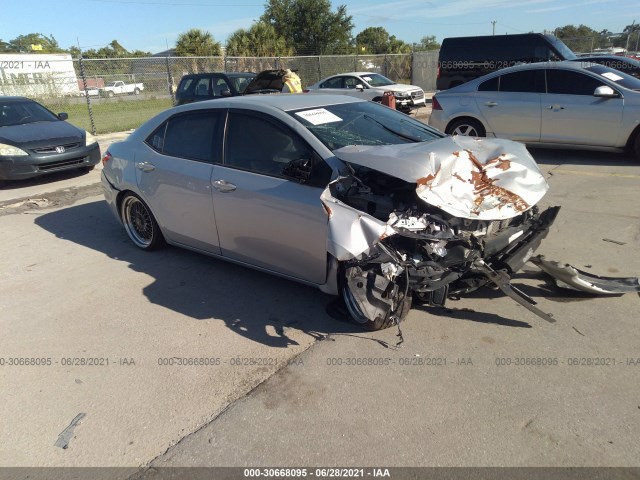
[{"x1": 101, "y1": 95, "x2": 561, "y2": 330}]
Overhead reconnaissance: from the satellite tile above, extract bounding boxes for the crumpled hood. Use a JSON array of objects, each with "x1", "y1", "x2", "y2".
[
  {"x1": 0, "y1": 121, "x2": 84, "y2": 148},
  {"x1": 334, "y1": 135, "x2": 548, "y2": 220}
]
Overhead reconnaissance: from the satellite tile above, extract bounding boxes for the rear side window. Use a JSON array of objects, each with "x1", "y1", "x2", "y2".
[
  {"x1": 146, "y1": 111, "x2": 222, "y2": 163},
  {"x1": 478, "y1": 70, "x2": 545, "y2": 93},
  {"x1": 178, "y1": 78, "x2": 193, "y2": 93},
  {"x1": 194, "y1": 78, "x2": 211, "y2": 97},
  {"x1": 546, "y1": 69, "x2": 605, "y2": 95},
  {"x1": 478, "y1": 77, "x2": 499, "y2": 91},
  {"x1": 320, "y1": 77, "x2": 343, "y2": 88},
  {"x1": 499, "y1": 70, "x2": 545, "y2": 93}
]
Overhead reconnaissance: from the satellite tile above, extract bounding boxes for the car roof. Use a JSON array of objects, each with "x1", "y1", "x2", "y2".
[
  {"x1": 0, "y1": 96, "x2": 32, "y2": 103},
  {"x1": 181, "y1": 72, "x2": 254, "y2": 78},
  {"x1": 183, "y1": 93, "x2": 364, "y2": 112},
  {"x1": 332, "y1": 72, "x2": 384, "y2": 77},
  {"x1": 129, "y1": 94, "x2": 365, "y2": 142},
  {"x1": 575, "y1": 55, "x2": 639, "y2": 64},
  {"x1": 467, "y1": 61, "x2": 598, "y2": 80}
]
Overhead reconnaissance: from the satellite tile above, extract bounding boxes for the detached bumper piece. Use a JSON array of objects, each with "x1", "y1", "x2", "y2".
[
  {"x1": 530, "y1": 255, "x2": 640, "y2": 295},
  {"x1": 474, "y1": 259, "x2": 556, "y2": 323}
]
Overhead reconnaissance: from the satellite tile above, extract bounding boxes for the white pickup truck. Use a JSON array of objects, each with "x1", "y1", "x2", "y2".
[{"x1": 97, "y1": 81, "x2": 144, "y2": 97}]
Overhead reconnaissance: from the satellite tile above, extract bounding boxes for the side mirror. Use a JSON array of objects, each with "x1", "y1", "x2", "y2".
[
  {"x1": 58, "y1": 113, "x2": 69, "y2": 120},
  {"x1": 593, "y1": 86, "x2": 619, "y2": 98},
  {"x1": 355, "y1": 84, "x2": 365, "y2": 91},
  {"x1": 282, "y1": 158, "x2": 312, "y2": 183},
  {"x1": 221, "y1": 89, "x2": 232, "y2": 97}
]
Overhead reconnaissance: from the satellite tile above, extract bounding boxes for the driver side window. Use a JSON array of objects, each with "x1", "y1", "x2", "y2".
[
  {"x1": 344, "y1": 77, "x2": 361, "y2": 89},
  {"x1": 225, "y1": 112, "x2": 314, "y2": 177}
]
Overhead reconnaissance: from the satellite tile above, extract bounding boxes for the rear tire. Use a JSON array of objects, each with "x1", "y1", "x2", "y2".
[
  {"x1": 134, "y1": 88, "x2": 141, "y2": 95},
  {"x1": 120, "y1": 193, "x2": 164, "y2": 251},
  {"x1": 447, "y1": 118, "x2": 486, "y2": 137}
]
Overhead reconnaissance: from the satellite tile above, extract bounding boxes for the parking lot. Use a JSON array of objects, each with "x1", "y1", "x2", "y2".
[{"x1": 1, "y1": 107, "x2": 639, "y2": 473}]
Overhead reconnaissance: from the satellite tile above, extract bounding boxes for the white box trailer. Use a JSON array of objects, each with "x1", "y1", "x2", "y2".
[{"x1": 0, "y1": 53, "x2": 80, "y2": 97}]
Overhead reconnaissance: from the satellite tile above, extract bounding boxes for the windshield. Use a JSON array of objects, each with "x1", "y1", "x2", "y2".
[
  {"x1": 546, "y1": 35, "x2": 577, "y2": 60},
  {"x1": 290, "y1": 101, "x2": 444, "y2": 151},
  {"x1": 0, "y1": 100, "x2": 59, "y2": 127},
  {"x1": 586, "y1": 65, "x2": 640, "y2": 90},
  {"x1": 361, "y1": 73, "x2": 396, "y2": 87}
]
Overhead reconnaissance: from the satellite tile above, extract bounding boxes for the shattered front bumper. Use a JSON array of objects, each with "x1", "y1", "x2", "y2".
[
  {"x1": 483, "y1": 206, "x2": 560, "y2": 274},
  {"x1": 469, "y1": 206, "x2": 561, "y2": 323}
]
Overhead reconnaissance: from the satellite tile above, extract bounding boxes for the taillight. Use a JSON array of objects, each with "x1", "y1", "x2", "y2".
[
  {"x1": 431, "y1": 96, "x2": 443, "y2": 111},
  {"x1": 437, "y1": 65, "x2": 441, "y2": 79},
  {"x1": 302, "y1": 89, "x2": 310, "y2": 93},
  {"x1": 101, "y1": 151, "x2": 112, "y2": 166}
]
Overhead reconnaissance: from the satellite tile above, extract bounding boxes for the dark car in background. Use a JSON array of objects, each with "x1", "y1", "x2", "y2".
[
  {"x1": 436, "y1": 33, "x2": 576, "y2": 90},
  {"x1": 572, "y1": 55, "x2": 640, "y2": 79},
  {"x1": 175, "y1": 72, "x2": 255, "y2": 105},
  {"x1": 0, "y1": 96, "x2": 100, "y2": 182}
]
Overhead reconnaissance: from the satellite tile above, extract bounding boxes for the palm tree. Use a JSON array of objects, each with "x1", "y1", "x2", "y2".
[{"x1": 175, "y1": 29, "x2": 222, "y2": 72}]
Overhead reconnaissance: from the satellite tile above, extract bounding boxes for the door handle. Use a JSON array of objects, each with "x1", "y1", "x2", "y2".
[
  {"x1": 547, "y1": 105, "x2": 565, "y2": 110},
  {"x1": 484, "y1": 101, "x2": 498, "y2": 107},
  {"x1": 135, "y1": 162, "x2": 156, "y2": 172},
  {"x1": 212, "y1": 179, "x2": 237, "y2": 192}
]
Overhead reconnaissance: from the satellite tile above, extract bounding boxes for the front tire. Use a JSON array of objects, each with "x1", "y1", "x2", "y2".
[
  {"x1": 341, "y1": 265, "x2": 412, "y2": 331},
  {"x1": 447, "y1": 118, "x2": 486, "y2": 137},
  {"x1": 120, "y1": 193, "x2": 164, "y2": 250}
]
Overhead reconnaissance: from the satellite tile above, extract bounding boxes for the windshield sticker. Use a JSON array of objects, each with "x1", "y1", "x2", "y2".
[
  {"x1": 295, "y1": 108, "x2": 343, "y2": 125},
  {"x1": 601, "y1": 71, "x2": 623, "y2": 82}
]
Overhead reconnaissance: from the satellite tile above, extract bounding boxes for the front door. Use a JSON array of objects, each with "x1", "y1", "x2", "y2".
[{"x1": 210, "y1": 110, "x2": 329, "y2": 284}]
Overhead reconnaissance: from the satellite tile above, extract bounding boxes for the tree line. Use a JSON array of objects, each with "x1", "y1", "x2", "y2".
[{"x1": 1, "y1": 0, "x2": 638, "y2": 59}]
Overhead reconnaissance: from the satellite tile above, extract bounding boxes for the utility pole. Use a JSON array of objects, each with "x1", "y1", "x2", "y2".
[{"x1": 492, "y1": 21, "x2": 497, "y2": 36}]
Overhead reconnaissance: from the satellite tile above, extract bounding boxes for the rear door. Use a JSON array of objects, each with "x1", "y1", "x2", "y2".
[
  {"x1": 136, "y1": 110, "x2": 223, "y2": 253},
  {"x1": 474, "y1": 69, "x2": 544, "y2": 142},
  {"x1": 210, "y1": 110, "x2": 329, "y2": 284},
  {"x1": 541, "y1": 68, "x2": 623, "y2": 146}
]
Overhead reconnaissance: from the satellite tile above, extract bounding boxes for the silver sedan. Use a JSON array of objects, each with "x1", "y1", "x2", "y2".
[
  {"x1": 429, "y1": 61, "x2": 640, "y2": 159},
  {"x1": 102, "y1": 94, "x2": 560, "y2": 329}
]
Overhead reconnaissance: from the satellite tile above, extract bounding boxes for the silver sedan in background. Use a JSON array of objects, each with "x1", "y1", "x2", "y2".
[
  {"x1": 101, "y1": 94, "x2": 560, "y2": 330},
  {"x1": 429, "y1": 62, "x2": 640, "y2": 160},
  {"x1": 305, "y1": 72, "x2": 426, "y2": 112}
]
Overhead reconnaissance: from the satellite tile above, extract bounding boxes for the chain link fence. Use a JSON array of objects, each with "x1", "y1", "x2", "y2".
[
  {"x1": 559, "y1": 33, "x2": 640, "y2": 55},
  {"x1": 1, "y1": 52, "x2": 437, "y2": 135}
]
